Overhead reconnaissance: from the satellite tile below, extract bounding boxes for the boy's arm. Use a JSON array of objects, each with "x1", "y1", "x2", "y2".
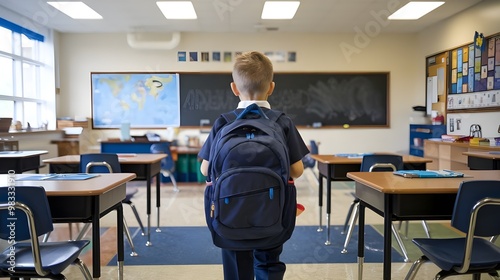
[
  {"x1": 290, "y1": 160, "x2": 304, "y2": 179},
  {"x1": 200, "y1": 159, "x2": 209, "y2": 177}
]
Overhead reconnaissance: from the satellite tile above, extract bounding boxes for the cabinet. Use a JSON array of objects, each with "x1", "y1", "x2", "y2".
[
  {"x1": 423, "y1": 140, "x2": 500, "y2": 170},
  {"x1": 410, "y1": 124, "x2": 446, "y2": 157}
]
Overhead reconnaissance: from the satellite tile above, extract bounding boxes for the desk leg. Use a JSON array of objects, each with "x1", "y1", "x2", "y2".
[
  {"x1": 357, "y1": 202, "x2": 365, "y2": 280},
  {"x1": 317, "y1": 173, "x2": 324, "y2": 232},
  {"x1": 92, "y1": 196, "x2": 101, "y2": 279},
  {"x1": 383, "y1": 194, "x2": 392, "y2": 280},
  {"x1": 116, "y1": 204, "x2": 124, "y2": 280},
  {"x1": 325, "y1": 166, "x2": 332, "y2": 245},
  {"x1": 146, "y1": 168, "x2": 152, "y2": 246},
  {"x1": 156, "y1": 173, "x2": 161, "y2": 232}
]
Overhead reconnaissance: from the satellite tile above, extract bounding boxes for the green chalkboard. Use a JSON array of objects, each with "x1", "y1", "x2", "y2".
[{"x1": 180, "y1": 72, "x2": 389, "y2": 127}]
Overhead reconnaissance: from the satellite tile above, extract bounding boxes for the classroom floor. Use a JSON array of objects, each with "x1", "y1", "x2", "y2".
[{"x1": 31, "y1": 170, "x2": 480, "y2": 279}]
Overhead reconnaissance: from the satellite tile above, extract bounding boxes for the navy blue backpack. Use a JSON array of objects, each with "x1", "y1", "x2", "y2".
[{"x1": 204, "y1": 103, "x2": 297, "y2": 250}]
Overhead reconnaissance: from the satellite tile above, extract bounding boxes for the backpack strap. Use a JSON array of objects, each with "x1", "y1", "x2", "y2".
[{"x1": 221, "y1": 110, "x2": 238, "y2": 124}]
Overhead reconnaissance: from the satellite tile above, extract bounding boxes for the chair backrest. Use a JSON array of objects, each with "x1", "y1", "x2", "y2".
[
  {"x1": 0, "y1": 186, "x2": 53, "y2": 240},
  {"x1": 360, "y1": 154, "x2": 403, "y2": 172},
  {"x1": 150, "y1": 142, "x2": 175, "y2": 171},
  {"x1": 309, "y1": 140, "x2": 319, "y2": 155},
  {"x1": 301, "y1": 140, "x2": 319, "y2": 169},
  {"x1": 80, "y1": 153, "x2": 121, "y2": 173},
  {"x1": 452, "y1": 180, "x2": 500, "y2": 237}
]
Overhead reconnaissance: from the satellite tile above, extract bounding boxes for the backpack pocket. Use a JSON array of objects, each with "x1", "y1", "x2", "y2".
[{"x1": 211, "y1": 167, "x2": 284, "y2": 240}]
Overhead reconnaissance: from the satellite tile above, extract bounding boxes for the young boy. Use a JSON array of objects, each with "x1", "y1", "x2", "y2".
[{"x1": 198, "y1": 51, "x2": 309, "y2": 280}]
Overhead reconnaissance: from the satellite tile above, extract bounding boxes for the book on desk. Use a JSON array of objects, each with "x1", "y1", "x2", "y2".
[{"x1": 393, "y1": 170, "x2": 464, "y2": 178}]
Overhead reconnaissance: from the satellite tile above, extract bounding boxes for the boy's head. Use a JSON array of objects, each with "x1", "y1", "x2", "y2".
[{"x1": 231, "y1": 51, "x2": 275, "y2": 100}]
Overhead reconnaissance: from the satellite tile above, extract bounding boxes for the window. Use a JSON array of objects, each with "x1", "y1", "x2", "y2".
[{"x1": 0, "y1": 19, "x2": 52, "y2": 130}]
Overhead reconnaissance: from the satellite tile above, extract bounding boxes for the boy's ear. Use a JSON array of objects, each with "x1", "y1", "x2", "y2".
[
  {"x1": 267, "y1": 82, "x2": 275, "y2": 97},
  {"x1": 230, "y1": 82, "x2": 240, "y2": 97}
]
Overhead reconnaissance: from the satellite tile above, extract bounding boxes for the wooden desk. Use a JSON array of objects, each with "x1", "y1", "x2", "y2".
[
  {"x1": 310, "y1": 154, "x2": 432, "y2": 245},
  {"x1": 43, "y1": 153, "x2": 166, "y2": 246},
  {"x1": 0, "y1": 173, "x2": 136, "y2": 279},
  {"x1": 0, "y1": 150, "x2": 48, "y2": 173},
  {"x1": 346, "y1": 170, "x2": 500, "y2": 280},
  {"x1": 463, "y1": 151, "x2": 500, "y2": 170}
]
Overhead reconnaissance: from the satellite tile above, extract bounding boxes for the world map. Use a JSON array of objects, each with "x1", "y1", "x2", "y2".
[{"x1": 92, "y1": 73, "x2": 180, "y2": 128}]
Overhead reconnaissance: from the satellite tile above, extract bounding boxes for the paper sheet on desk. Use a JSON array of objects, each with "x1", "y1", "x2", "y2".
[
  {"x1": 18, "y1": 174, "x2": 99, "y2": 181},
  {"x1": 335, "y1": 153, "x2": 374, "y2": 158},
  {"x1": 393, "y1": 170, "x2": 465, "y2": 178}
]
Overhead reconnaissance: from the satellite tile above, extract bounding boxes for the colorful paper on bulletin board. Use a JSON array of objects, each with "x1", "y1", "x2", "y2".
[
  {"x1": 475, "y1": 73, "x2": 486, "y2": 91},
  {"x1": 463, "y1": 46, "x2": 469, "y2": 62},
  {"x1": 468, "y1": 68, "x2": 475, "y2": 91},
  {"x1": 495, "y1": 65, "x2": 500, "y2": 89},
  {"x1": 451, "y1": 49, "x2": 457, "y2": 69},
  {"x1": 457, "y1": 76, "x2": 462, "y2": 93},
  {"x1": 469, "y1": 44, "x2": 475, "y2": 67},
  {"x1": 457, "y1": 49, "x2": 463, "y2": 72}
]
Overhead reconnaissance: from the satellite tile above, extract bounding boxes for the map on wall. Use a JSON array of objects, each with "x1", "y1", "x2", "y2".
[{"x1": 91, "y1": 73, "x2": 180, "y2": 128}]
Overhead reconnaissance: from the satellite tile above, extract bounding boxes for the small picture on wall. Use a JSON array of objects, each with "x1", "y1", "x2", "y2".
[
  {"x1": 189, "y1": 52, "x2": 198, "y2": 62},
  {"x1": 201, "y1": 52, "x2": 209, "y2": 62},
  {"x1": 212, "y1": 52, "x2": 221, "y2": 62},
  {"x1": 288, "y1": 52, "x2": 296, "y2": 62},
  {"x1": 223, "y1": 52, "x2": 232, "y2": 62},
  {"x1": 178, "y1": 51, "x2": 186, "y2": 62}
]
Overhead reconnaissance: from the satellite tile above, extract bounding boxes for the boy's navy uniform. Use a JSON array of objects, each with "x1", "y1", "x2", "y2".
[{"x1": 199, "y1": 101, "x2": 309, "y2": 280}]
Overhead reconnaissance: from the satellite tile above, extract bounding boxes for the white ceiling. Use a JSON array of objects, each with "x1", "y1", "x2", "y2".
[{"x1": 0, "y1": 0, "x2": 483, "y2": 34}]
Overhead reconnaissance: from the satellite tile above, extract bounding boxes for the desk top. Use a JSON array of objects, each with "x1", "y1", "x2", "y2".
[
  {"x1": 0, "y1": 173, "x2": 136, "y2": 196},
  {"x1": 43, "y1": 153, "x2": 166, "y2": 165},
  {"x1": 310, "y1": 154, "x2": 432, "y2": 164},
  {"x1": 346, "y1": 170, "x2": 500, "y2": 194},
  {"x1": 463, "y1": 151, "x2": 500, "y2": 160},
  {"x1": 0, "y1": 150, "x2": 48, "y2": 158}
]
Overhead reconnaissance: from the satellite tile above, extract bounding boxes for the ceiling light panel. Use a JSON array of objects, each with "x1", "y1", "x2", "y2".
[
  {"x1": 47, "y1": 2, "x2": 102, "y2": 19},
  {"x1": 261, "y1": 1, "x2": 300, "y2": 20},
  {"x1": 156, "y1": 1, "x2": 198, "y2": 19},
  {"x1": 388, "y1": 1, "x2": 445, "y2": 20}
]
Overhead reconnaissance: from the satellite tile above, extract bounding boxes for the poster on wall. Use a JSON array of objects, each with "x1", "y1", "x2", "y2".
[{"x1": 91, "y1": 72, "x2": 180, "y2": 128}]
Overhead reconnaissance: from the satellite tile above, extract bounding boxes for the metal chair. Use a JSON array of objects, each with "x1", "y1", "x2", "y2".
[
  {"x1": 0, "y1": 186, "x2": 92, "y2": 279},
  {"x1": 150, "y1": 142, "x2": 178, "y2": 192},
  {"x1": 405, "y1": 180, "x2": 500, "y2": 280},
  {"x1": 78, "y1": 153, "x2": 144, "y2": 256},
  {"x1": 341, "y1": 154, "x2": 430, "y2": 262}
]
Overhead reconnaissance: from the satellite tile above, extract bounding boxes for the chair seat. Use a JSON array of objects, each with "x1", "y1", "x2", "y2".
[
  {"x1": 0, "y1": 240, "x2": 90, "y2": 275},
  {"x1": 413, "y1": 237, "x2": 500, "y2": 271}
]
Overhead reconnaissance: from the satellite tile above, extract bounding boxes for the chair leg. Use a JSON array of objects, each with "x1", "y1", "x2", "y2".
[
  {"x1": 76, "y1": 223, "x2": 91, "y2": 241},
  {"x1": 404, "y1": 256, "x2": 428, "y2": 280},
  {"x1": 127, "y1": 202, "x2": 146, "y2": 236},
  {"x1": 123, "y1": 216, "x2": 138, "y2": 257},
  {"x1": 42, "y1": 232, "x2": 50, "y2": 242},
  {"x1": 73, "y1": 258, "x2": 93, "y2": 280},
  {"x1": 341, "y1": 202, "x2": 359, "y2": 253},
  {"x1": 421, "y1": 220, "x2": 431, "y2": 238},
  {"x1": 342, "y1": 198, "x2": 359, "y2": 234},
  {"x1": 162, "y1": 170, "x2": 179, "y2": 192},
  {"x1": 391, "y1": 223, "x2": 410, "y2": 262}
]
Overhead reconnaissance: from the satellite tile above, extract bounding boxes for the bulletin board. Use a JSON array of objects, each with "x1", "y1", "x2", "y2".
[
  {"x1": 446, "y1": 33, "x2": 500, "y2": 110},
  {"x1": 179, "y1": 72, "x2": 389, "y2": 127}
]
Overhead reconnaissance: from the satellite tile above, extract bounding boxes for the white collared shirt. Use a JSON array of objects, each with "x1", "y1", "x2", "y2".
[{"x1": 237, "y1": 100, "x2": 271, "y2": 109}]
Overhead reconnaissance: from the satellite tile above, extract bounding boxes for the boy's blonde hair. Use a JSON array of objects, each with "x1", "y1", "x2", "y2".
[{"x1": 232, "y1": 51, "x2": 274, "y2": 99}]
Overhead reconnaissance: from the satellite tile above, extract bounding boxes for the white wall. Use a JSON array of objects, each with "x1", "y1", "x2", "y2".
[{"x1": 58, "y1": 32, "x2": 421, "y2": 154}]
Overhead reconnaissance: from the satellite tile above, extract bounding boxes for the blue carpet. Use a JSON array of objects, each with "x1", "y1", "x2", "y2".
[{"x1": 107, "y1": 225, "x2": 404, "y2": 265}]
